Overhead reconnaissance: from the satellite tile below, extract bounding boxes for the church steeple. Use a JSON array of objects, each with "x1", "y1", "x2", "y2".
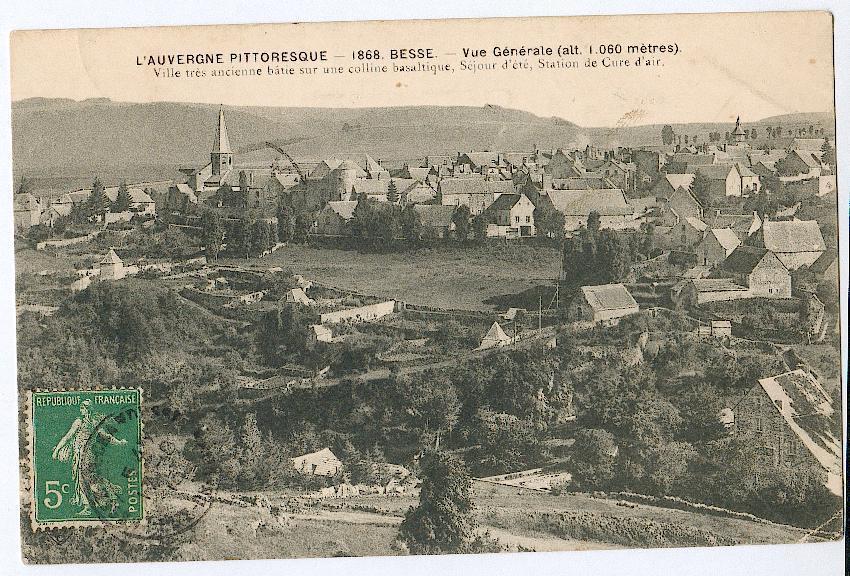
[
  {"x1": 211, "y1": 106, "x2": 233, "y2": 176},
  {"x1": 732, "y1": 116, "x2": 745, "y2": 143}
]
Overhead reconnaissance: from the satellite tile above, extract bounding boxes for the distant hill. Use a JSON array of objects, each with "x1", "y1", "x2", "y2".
[{"x1": 11, "y1": 98, "x2": 834, "y2": 189}]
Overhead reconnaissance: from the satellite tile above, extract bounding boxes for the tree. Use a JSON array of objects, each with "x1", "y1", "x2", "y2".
[
  {"x1": 396, "y1": 371, "x2": 461, "y2": 449},
  {"x1": 16, "y1": 176, "x2": 31, "y2": 195},
  {"x1": 371, "y1": 207, "x2": 400, "y2": 252},
  {"x1": 569, "y1": 428, "x2": 618, "y2": 489},
  {"x1": 534, "y1": 203, "x2": 565, "y2": 241},
  {"x1": 387, "y1": 179, "x2": 399, "y2": 203},
  {"x1": 397, "y1": 451, "x2": 480, "y2": 554},
  {"x1": 111, "y1": 180, "x2": 131, "y2": 213},
  {"x1": 230, "y1": 218, "x2": 251, "y2": 259},
  {"x1": 661, "y1": 125, "x2": 674, "y2": 145},
  {"x1": 451, "y1": 204, "x2": 471, "y2": 242},
  {"x1": 293, "y1": 213, "x2": 310, "y2": 243},
  {"x1": 690, "y1": 171, "x2": 712, "y2": 210},
  {"x1": 238, "y1": 170, "x2": 250, "y2": 197},
  {"x1": 400, "y1": 204, "x2": 422, "y2": 244},
  {"x1": 250, "y1": 219, "x2": 271, "y2": 256},
  {"x1": 87, "y1": 177, "x2": 109, "y2": 218},
  {"x1": 820, "y1": 138, "x2": 835, "y2": 167},
  {"x1": 201, "y1": 211, "x2": 224, "y2": 261},
  {"x1": 276, "y1": 205, "x2": 294, "y2": 242},
  {"x1": 268, "y1": 219, "x2": 279, "y2": 245},
  {"x1": 471, "y1": 214, "x2": 488, "y2": 243}
]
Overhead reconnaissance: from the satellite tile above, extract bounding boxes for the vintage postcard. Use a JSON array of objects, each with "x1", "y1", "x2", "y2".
[{"x1": 11, "y1": 11, "x2": 842, "y2": 564}]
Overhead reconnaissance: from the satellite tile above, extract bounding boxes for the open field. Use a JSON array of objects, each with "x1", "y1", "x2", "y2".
[
  {"x1": 159, "y1": 478, "x2": 815, "y2": 561},
  {"x1": 236, "y1": 243, "x2": 561, "y2": 311}
]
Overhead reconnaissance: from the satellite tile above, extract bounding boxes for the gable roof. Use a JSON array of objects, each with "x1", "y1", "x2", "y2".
[
  {"x1": 101, "y1": 248, "x2": 123, "y2": 265},
  {"x1": 670, "y1": 153, "x2": 715, "y2": 166},
  {"x1": 487, "y1": 193, "x2": 524, "y2": 211},
  {"x1": 439, "y1": 177, "x2": 487, "y2": 196},
  {"x1": 756, "y1": 219, "x2": 825, "y2": 253},
  {"x1": 580, "y1": 283, "x2": 638, "y2": 312},
  {"x1": 684, "y1": 216, "x2": 708, "y2": 232},
  {"x1": 809, "y1": 248, "x2": 837, "y2": 275},
  {"x1": 323, "y1": 200, "x2": 358, "y2": 220},
  {"x1": 708, "y1": 228, "x2": 742, "y2": 253},
  {"x1": 689, "y1": 278, "x2": 748, "y2": 293},
  {"x1": 664, "y1": 173, "x2": 695, "y2": 191},
  {"x1": 695, "y1": 164, "x2": 738, "y2": 180},
  {"x1": 712, "y1": 245, "x2": 778, "y2": 276},
  {"x1": 291, "y1": 447, "x2": 342, "y2": 476},
  {"x1": 552, "y1": 177, "x2": 608, "y2": 190},
  {"x1": 479, "y1": 321, "x2": 511, "y2": 348},
  {"x1": 756, "y1": 369, "x2": 841, "y2": 493},
  {"x1": 790, "y1": 149, "x2": 821, "y2": 169},
  {"x1": 710, "y1": 213, "x2": 761, "y2": 236},
  {"x1": 547, "y1": 188, "x2": 633, "y2": 216},
  {"x1": 790, "y1": 138, "x2": 826, "y2": 152}
]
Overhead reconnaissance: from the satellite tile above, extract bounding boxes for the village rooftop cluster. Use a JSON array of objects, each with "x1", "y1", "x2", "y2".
[{"x1": 13, "y1": 105, "x2": 842, "y2": 553}]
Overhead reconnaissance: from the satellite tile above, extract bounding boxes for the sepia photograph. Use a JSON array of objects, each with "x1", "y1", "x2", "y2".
[{"x1": 5, "y1": 8, "x2": 845, "y2": 570}]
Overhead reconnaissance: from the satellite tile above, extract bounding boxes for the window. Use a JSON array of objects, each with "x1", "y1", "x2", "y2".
[
  {"x1": 514, "y1": 215, "x2": 520, "y2": 223},
  {"x1": 525, "y1": 216, "x2": 530, "y2": 223}
]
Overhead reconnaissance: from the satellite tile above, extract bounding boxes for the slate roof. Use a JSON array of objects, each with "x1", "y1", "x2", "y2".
[
  {"x1": 105, "y1": 187, "x2": 154, "y2": 204},
  {"x1": 439, "y1": 177, "x2": 487, "y2": 196},
  {"x1": 695, "y1": 164, "x2": 738, "y2": 180},
  {"x1": 552, "y1": 177, "x2": 607, "y2": 190},
  {"x1": 757, "y1": 220, "x2": 825, "y2": 253},
  {"x1": 690, "y1": 278, "x2": 748, "y2": 292},
  {"x1": 710, "y1": 213, "x2": 761, "y2": 237},
  {"x1": 712, "y1": 245, "x2": 774, "y2": 276},
  {"x1": 352, "y1": 178, "x2": 417, "y2": 198},
  {"x1": 487, "y1": 193, "x2": 523, "y2": 211},
  {"x1": 790, "y1": 138, "x2": 826, "y2": 152},
  {"x1": 461, "y1": 152, "x2": 503, "y2": 168},
  {"x1": 580, "y1": 283, "x2": 638, "y2": 312},
  {"x1": 670, "y1": 153, "x2": 715, "y2": 166},
  {"x1": 485, "y1": 180, "x2": 517, "y2": 195},
  {"x1": 809, "y1": 248, "x2": 837, "y2": 275},
  {"x1": 790, "y1": 150, "x2": 821, "y2": 169},
  {"x1": 547, "y1": 188, "x2": 634, "y2": 216}
]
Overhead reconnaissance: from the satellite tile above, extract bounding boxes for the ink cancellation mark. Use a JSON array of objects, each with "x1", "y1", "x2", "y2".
[{"x1": 28, "y1": 389, "x2": 143, "y2": 529}]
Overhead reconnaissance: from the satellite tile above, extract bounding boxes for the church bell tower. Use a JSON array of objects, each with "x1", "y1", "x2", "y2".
[{"x1": 211, "y1": 106, "x2": 233, "y2": 176}]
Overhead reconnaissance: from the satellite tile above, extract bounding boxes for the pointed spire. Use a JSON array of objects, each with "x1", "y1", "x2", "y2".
[{"x1": 212, "y1": 105, "x2": 232, "y2": 154}]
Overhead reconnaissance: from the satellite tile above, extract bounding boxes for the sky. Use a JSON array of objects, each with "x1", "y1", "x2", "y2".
[{"x1": 9, "y1": 11, "x2": 835, "y2": 127}]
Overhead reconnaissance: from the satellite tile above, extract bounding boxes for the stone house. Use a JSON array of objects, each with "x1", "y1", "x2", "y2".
[
  {"x1": 547, "y1": 188, "x2": 635, "y2": 232},
  {"x1": 747, "y1": 219, "x2": 826, "y2": 270},
  {"x1": 730, "y1": 369, "x2": 841, "y2": 496},
  {"x1": 314, "y1": 200, "x2": 357, "y2": 236},
  {"x1": 698, "y1": 228, "x2": 741, "y2": 268},
  {"x1": 569, "y1": 283, "x2": 639, "y2": 325},
  {"x1": 710, "y1": 245, "x2": 791, "y2": 298},
  {"x1": 483, "y1": 193, "x2": 536, "y2": 238}
]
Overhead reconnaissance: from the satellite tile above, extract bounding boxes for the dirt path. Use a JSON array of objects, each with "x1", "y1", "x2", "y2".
[
  {"x1": 481, "y1": 525, "x2": 620, "y2": 552},
  {"x1": 289, "y1": 509, "x2": 402, "y2": 526}
]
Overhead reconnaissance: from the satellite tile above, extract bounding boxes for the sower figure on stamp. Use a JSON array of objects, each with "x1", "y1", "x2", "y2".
[{"x1": 51, "y1": 400, "x2": 128, "y2": 517}]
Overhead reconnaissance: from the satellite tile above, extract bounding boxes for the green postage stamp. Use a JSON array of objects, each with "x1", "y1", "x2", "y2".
[{"x1": 28, "y1": 389, "x2": 143, "y2": 529}]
